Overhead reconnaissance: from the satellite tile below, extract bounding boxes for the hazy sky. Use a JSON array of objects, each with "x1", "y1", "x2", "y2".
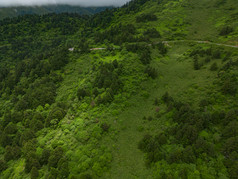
[{"x1": 0, "y1": 0, "x2": 131, "y2": 7}]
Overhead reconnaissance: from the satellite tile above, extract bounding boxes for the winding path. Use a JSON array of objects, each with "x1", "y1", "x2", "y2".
[
  {"x1": 162, "y1": 40, "x2": 238, "y2": 48},
  {"x1": 87, "y1": 40, "x2": 238, "y2": 51}
]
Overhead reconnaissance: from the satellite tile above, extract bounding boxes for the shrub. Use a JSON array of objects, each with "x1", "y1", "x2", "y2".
[
  {"x1": 40, "y1": 148, "x2": 51, "y2": 166},
  {"x1": 79, "y1": 174, "x2": 92, "y2": 179},
  {"x1": 4, "y1": 122, "x2": 17, "y2": 134},
  {"x1": 221, "y1": 76, "x2": 237, "y2": 95},
  {"x1": 0, "y1": 159, "x2": 7, "y2": 172},
  {"x1": 139, "y1": 49, "x2": 152, "y2": 64},
  {"x1": 193, "y1": 58, "x2": 200, "y2": 70},
  {"x1": 30, "y1": 167, "x2": 39, "y2": 179},
  {"x1": 205, "y1": 57, "x2": 211, "y2": 63},
  {"x1": 154, "y1": 97, "x2": 159, "y2": 105},
  {"x1": 194, "y1": 137, "x2": 215, "y2": 157},
  {"x1": 176, "y1": 125, "x2": 198, "y2": 145},
  {"x1": 168, "y1": 148, "x2": 183, "y2": 164},
  {"x1": 219, "y1": 26, "x2": 234, "y2": 36},
  {"x1": 77, "y1": 87, "x2": 89, "y2": 100},
  {"x1": 138, "y1": 134, "x2": 153, "y2": 152},
  {"x1": 182, "y1": 146, "x2": 196, "y2": 163},
  {"x1": 57, "y1": 158, "x2": 69, "y2": 178},
  {"x1": 148, "y1": 116, "x2": 153, "y2": 121},
  {"x1": 101, "y1": 123, "x2": 110, "y2": 132},
  {"x1": 157, "y1": 42, "x2": 167, "y2": 55},
  {"x1": 4, "y1": 145, "x2": 21, "y2": 161},
  {"x1": 222, "y1": 121, "x2": 238, "y2": 139},
  {"x1": 25, "y1": 157, "x2": 41, "y2": 173},
  {"x1": 136, "y1": 13, "x2": 157, "y2": 23},
  {"x1": 30, "y1": 119, "x2": 44, "y2": 132},
  {"x1": 161, "y1": 91, "x2": 173, "y2": 104},
  {"x1": 144, "y1": 66, "x2": 158, "y2": 79},
  {"x1": 210, "y1": 62, "x2": 218, "y2": 71},
  {"x1": 45, "y1": 107, "x2": 66, "y2": 127},
  {"x1": 48, "y1": 147, "x2": 64, "y2": 169},
  {"x1": 143, "y1": 28, "x2": 161, "y2": 38}
]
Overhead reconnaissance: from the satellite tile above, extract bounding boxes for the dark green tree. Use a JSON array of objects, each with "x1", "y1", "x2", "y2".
[
  {"x1": 0, "y1": 159, "x2": 7, "y2": 172},
  {"x1": 48, "y1": 147, "x2": 64, "y2": 169},
  {"x1": 57, "y1": 158, "x2": 69, "y2": 179},
  {"x1": 210, "y1": 62, "x2": 218, "y2": 71},
  {"x1": 40, "y1": 148, "x2": 51, "y2": 166},
  {"x1": 30, "y1": 167, "x2": 39, "y2": 179}
]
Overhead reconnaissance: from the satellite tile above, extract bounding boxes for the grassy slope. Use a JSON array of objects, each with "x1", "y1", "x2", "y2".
[
  {"x1": 49, "y1": 44, "x2": 211, "y2": 179},
  {"x1": 1, "y1": 0, "x2": 238, "y2": 178},
  {"x1": 111, "y1": 0, "x2": 238, "y2": 43},
  {"x1": 25, "y1": 0, "x2": 238, "y2": 176},
  {"x1": 102, "y1": 43, "x2": 220, "y2": 178}
]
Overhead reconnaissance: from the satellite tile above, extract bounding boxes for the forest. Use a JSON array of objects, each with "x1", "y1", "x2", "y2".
[{"x1": 0, "y1": 0, "x2": 238, "y2": 178}]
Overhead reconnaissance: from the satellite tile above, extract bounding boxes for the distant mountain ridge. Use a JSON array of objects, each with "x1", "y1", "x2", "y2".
[{"x1": 0, "y1": 5, "x2": 112, "y2": 20}]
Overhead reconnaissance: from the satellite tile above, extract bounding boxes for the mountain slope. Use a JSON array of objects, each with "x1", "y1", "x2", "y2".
[
  {"x1": 0, "y1": 5, "x2": 112, "y2": 20},
  {"x1": 99, "y1": 0, "x2": 238, "y2": 44},
  {"x1": 0, "y1": 0, "x2": 238, "y2": 178}
]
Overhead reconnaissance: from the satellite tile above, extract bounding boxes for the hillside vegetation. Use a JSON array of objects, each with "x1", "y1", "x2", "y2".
[
  {"x1": 0, "y1": 5, "x2": 111, "y2": 20},
  {"x1": 0, "y1": 0, "x2": 238, "y2": 178}
]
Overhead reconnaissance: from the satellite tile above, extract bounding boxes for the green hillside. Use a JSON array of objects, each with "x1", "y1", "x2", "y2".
[
  {"x1": 0, "y1": 5, "x2": 111, "y2": 20},
  {"x1": 0, "y1": 0, "x2": 238, "y2": 178}
]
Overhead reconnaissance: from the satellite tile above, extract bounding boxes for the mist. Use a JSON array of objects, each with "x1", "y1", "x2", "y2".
[{"x1": 0, "y1": 0, "x2": 131, "y2": 7}]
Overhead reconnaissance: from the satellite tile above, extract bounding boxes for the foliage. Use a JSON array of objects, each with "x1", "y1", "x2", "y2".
[
  {"x1": 219, "y1": 26, "x2": 234, "y2": 36},
  {"x1": 0, "y1": 0, "x2": 238, "y2": 178},
  {"x1": 30, "y1": 167, "x2": 39, "y2": 179},
  {"x1": 136, "y1": 13, "x2": 158, "y2": 23}
]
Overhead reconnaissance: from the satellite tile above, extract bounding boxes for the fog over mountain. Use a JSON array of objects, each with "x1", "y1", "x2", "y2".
[{"x1": 0, "y1": 0, "x2": 131, "y2": 7}]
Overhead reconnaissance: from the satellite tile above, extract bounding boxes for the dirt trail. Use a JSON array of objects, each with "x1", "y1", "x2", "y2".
[
  {"x1": 87, "y1": 40, "x2": 238, "y2": 52},
  {"x1": 163, "y1": 40, "x2": 238, "y2": 48}
]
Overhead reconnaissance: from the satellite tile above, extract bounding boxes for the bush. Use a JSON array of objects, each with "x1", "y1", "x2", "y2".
[
  {"x1": 161, "y1": 91, "x2": 173, "y2": 104},
  {"x1": 143, "y1": 28, "x2": 161, "y2": 38},
  {"x1": 219, "y1": 26, "x2": 233, "y2": 36},
  {"x1": 210, "y1": 62, "x2": 218, "y2": 71},
  {"x1": 0, "y1": 132, "x2": 13, "y2": 147},
  {"x1": 0, "y1": 159, "x2": 7, "y2": 172},
  {"x1": 30, "y1": 119, "x2": 44, "y2": 132},
  {"x1": 136, "y1": 13, "x2": 157, "y2": 23},
  {"x1": 45, "y1": 107, "x2": 66, "y2": 127},
  {"x1": 79, "y1": 174, "x2": 92, "y2": 179},
  {"x1": 176, "y1": 125, "x2": 198, "y2": 145},
  {"x1": 57, "y1": 158, "x2": 69, "y2": 178},
  {"x1": 48, "y1": 147, "x2": 64, "y2": 169},
  {"x1": 221, "y1": 75, "x2": 237, "y2": 95},
  {"x1": 4, "y1": 145, "x2": 21, "y2": 162},
  {"x1": 145, "y1": 66, "x2": 158, "y2": 79},
  {"x1": 30, "y1": 167, "x2": 39, "y2": 179},
  {"x1": 193, "y1": 58, "x2": 200, "y2": 70},
  {"x1": 194, "y1": 137, "x2": 215, "y2": 157},
  {"x1": 223, "y1": 136, "x2": 238, "y2": 155},
  {"x1": 140, "y1": 49, "x2": 152, "y2": 64},
  {"x1": 182, "y1": 146, "x2": 196, "y2": 163},
  {"x1": 138, "y1": 134, "x2": 153, "y2": 152},
  {"x1": 100, "y1": 123, "x2": 110, "y2": 132},
  {"x1": 154, "y1": 97, "x2": 159, "y2": 105},
  {"x1": 168, "y1": 148, "x2": 183, "y2": 164},
  {"x1": 222, "y1": 121, "x2": 238, "y2": 139},
  {"x1": 25, "y1": 157, "x2": 41, "y2": 173},
  {"x1": 40, "y1": 148, "x2": 51, "y2": 166},
  {"x1": 4, "y1": 122, "x2": 17, "y2": 134},
  {"x1": 157, "y1": 42, "x2": 167, "y2": 55},
  {"x1": 77, "y1": 87, "x2": 89, "y2": 100}
]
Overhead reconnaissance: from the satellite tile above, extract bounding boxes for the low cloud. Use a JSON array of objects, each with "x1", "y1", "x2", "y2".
[{"x1": 0, "y1": 0, "x2": 131, "y2": 7}]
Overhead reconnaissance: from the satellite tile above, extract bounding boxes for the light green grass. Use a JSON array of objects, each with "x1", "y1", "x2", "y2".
[{"x1": 102, "y1": 44, "x2": 218, "y2": 178}]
